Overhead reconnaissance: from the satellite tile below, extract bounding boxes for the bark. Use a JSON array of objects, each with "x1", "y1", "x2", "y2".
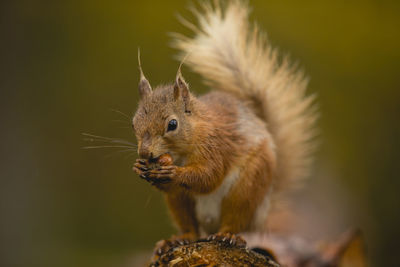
[
  {"x1": 148, "y1": 230, "x2": 367, "y2": 267},
  {"x1": 150, "y1": 239, "x2": 279, "y2": 267}
]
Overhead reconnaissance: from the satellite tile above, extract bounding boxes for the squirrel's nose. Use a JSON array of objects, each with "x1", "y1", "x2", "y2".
[
  {"x1": 139, "y1": 132, "x2": 152, "y2": 159},
  {"x1": 138, "y1": 149, "x2": 151, "y2": 159}
]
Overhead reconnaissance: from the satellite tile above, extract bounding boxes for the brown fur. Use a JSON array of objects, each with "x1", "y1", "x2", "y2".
[
  {"x1": 165, "y1": 190, "x2": 198, "y2": 237},
  {"x1": 220, "y1": 139, "x2": 276, "y2": 233},
  {"x1": 173, "y1": 0, "x2": 318, "y2": 199},
  {"x1": 133, "y1": 0, "x2": 317, "y2": 242},
  {"x1": 133, "y1": 83, "x2": 274, "y2": 237}
]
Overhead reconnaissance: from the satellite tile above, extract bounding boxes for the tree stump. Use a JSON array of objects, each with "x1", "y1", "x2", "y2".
[
  {"x1": 150, "y1": 239, "x2": 279, "y2": 267},
  {"x1": 148, "y1": 230, "x2": 367, "y2": 267}
]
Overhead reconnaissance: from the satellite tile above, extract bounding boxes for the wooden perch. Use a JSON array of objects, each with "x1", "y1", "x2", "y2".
[
  {"x1": 149, "y1": 238, "x2": 279, "y2": 267},
  {"x1": 147, "y1": 230, "x2": 367, "y2": 267}
]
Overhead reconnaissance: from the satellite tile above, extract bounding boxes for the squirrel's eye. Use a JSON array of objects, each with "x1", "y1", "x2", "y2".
[{"x1": 167, "y1": 119, "x2": 178, "y2": 132}]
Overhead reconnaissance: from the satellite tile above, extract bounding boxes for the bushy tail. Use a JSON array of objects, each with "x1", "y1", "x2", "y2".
[{"x1": 172, "y1": 0, "x2": 318, "y2": 197}]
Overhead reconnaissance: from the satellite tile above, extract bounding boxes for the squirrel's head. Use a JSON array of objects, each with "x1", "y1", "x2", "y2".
[{"x1": 132, "y1": 59, "x2": 197, "y2": 163}]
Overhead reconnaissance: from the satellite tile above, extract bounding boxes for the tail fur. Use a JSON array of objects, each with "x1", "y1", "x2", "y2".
[{"x1": 172, "y1": 0, "x2": 318, "y2": 198}]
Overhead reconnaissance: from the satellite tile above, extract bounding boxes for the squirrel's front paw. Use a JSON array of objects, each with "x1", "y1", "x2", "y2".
[
  {"x1": 133, "y1": 159, "x2": 151, "y2": 182},
  {"x1": 133, "y1": 159, "x2": 179, "y2": 188},
  {"x1": 146, "y1": 165, "x2": 177, "y2": 182}
]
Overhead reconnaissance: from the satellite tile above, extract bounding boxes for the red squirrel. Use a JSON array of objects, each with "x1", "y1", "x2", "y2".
[{"x1": 132, "y1": 0, "x2": 317, "y2": 257}]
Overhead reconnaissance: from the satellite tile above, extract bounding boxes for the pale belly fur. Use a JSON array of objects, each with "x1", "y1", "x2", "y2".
[
  {"x1": 194, "y1": 166, "x2": 240, "y2": 236},
  {"x1": 194, "y1": 102, "x2": 274, "y2": 236},
  {"x1": 194, "y1": 166, "x2": 272, "y2": 236}
]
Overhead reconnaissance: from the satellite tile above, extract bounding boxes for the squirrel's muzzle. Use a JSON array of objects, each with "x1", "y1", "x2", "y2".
[
  {"x1": 138, "y1": 131, "x2": 152, "y2": 159},
  {"x1": 138, "y1": 149, "x2": 151, "y2": 159}
]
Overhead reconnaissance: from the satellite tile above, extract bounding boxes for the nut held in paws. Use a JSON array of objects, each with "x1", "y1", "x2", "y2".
[{"x1": 158, "y1": 153, "x2": 173, "y2": 166}]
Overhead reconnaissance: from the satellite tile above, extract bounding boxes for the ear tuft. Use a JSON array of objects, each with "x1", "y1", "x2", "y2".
[
  {"x1": 174, "y1": 66, "x2": 191, "y2": 113},
  {"x1": 138, "y1": 48, "x2": 152, "y2": 98}
]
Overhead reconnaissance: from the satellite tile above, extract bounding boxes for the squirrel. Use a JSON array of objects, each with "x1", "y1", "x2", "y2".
[{"x1": 132, "y1": 0, "x2": 317, "y2": 257}]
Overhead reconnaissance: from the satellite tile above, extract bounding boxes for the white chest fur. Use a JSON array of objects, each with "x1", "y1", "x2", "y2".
[{"x1": 194, "y1": 167, "x2": 240, "y2": 236}]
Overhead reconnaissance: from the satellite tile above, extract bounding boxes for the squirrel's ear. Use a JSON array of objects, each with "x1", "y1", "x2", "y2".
[
  {"x1": 137, "y1": 49, "x2": 152, "y2": 98},
  {"x1": 174, "y1": 66, "x2": 191, "y2": 113}
]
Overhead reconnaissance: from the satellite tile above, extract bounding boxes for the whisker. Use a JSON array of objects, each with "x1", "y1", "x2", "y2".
[
  {"x1": 117, "y1": 126, "x2": 132, "y2": 129},
  {"x1": 82, "y1": 133, "x2": 137, "y2": 147},
  {"x1": 103, "y1": 148, "x2": 136, "y2": 159},
  {"x1": 83, "y1": 138, "x2": 137, "y2": 148},
  {"x1": 82, "y1": 131, "x2": 139, "y2": 160},
  {"x1": 112, "y1": 120, "x2": 131, "y2": 125},
  {"x1": 144, "y1": 193, "x2": 153, "y2": 208},
  {"x1": 82, "y1": 132, "x2": 119, "y2": 141},
  {"x1": 109, "y1": 108, "x2": 131, "y2": 120},
  {"x1": 82, "y1": 145, "x2": 136, "y2": 149}
]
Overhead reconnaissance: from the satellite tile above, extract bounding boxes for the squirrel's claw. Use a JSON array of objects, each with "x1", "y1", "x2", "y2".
[
  {"x1": 206, "y1": 232, "x2": 247, "y2": 248},
  {"x1": 147, "y1": 165, "x2": 177, "y2": 180},
  {"x1": 133, "y1": 160, "x2": 180, "y2": 191},
  {"x1": 134, "y1": 162, "x2": 149, "y2": 172},
  {"x1": 136, "y1": 158, "x2": 147, "y2": 165},
  {"x1": 134, "y1": 163, "x2": 176, "y2": 186},
  {"x1": 151, "y1": 234, "x2": 195, "y2": 262},
  {"x1": 133, "y1": 162, "x2": 146, "y2": 174},
  {"x1": 146, "y1": 168, "x2": 175, "y2": 182}
]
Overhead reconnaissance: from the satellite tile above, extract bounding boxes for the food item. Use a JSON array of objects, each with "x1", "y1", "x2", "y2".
[
  {"x1": 158, "y1": 153, "x2": 173, "y2": 166},
  {"x1": 147, "y1": 153, "x2": 173, "y2": 169}
]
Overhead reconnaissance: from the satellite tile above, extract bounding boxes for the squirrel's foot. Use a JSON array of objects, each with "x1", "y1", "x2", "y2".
[
  {"x1": 151, "y1": 233, "x2": 194, "y2": 261},
  {"x1": 206, "y1": 232, "x2": 247, "y2": 248}
]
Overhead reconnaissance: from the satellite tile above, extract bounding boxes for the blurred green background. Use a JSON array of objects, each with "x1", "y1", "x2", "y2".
[{"x1": 1, "y1": 0, "x2": 399, "y2": 266}]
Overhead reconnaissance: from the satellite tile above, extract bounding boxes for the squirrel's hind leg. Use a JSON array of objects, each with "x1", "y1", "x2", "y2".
[
  {"x1": 219, "y1": 139, "x2": 276, "y2": 233},
  {"x1": 164, "y1": 190, "x2": 199, "y2": 236},
  {"x1": 151, "y1": 191, "x2": 198, "y2": 261}
]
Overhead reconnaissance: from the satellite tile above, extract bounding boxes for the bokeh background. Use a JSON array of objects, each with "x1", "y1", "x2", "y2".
[{"x1": 1, "y1": 0, "x2": 399, "y2": 266}]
